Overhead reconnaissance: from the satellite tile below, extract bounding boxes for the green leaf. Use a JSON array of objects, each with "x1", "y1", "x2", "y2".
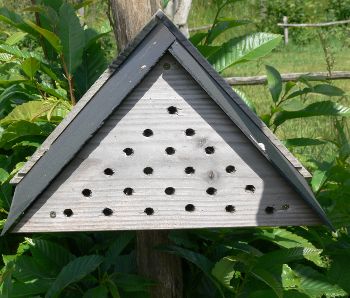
[
  {"x1": 5, "y1": 32, "x2": 27, "y2": 45},
  {"x1": 0, "y1": 168, "x2": 9, "y2": 184},
  {"x1": 257, "y1": 247, "x2": 324, "y2": 269},
  {"x1": 83, "y1": 285, "x2": 108, "y2": 298},
  {"x1": 212, "y1": 257, "x2": 236, "y2": 291},
  {"x1": 46, "y1": 255, "x2": 103, "y2": 298},
  {"x1": 12, "y1": 280, "x2": 52, "y2": 297},
  {"x1": 255, "y1": 228, "x2": 326, "y2": 267},
  {"x1": 280, "y1": 99, "x2": 305, "y2": 111},
  {"x1": 251, "y1": 267, "x2": 283, "y2": 298},
  {"x1": 266, "y1": 65, "x2": 282, "y2": 103},
  {"x1": 0, "y1": 99, "x2": 71, "y2": 125},
  {"x1": 0, "y1": 121, "x2": 53, "y2": 149},
  {"x1": 102, "y1": 232, "x2": 134, "y2": 271},
  {"x1": 25, "y1": 20, "x2": 62, "y2": 53},
  {"x1": 111, "y1": 273, "x2": 155, "y2": 292},
  {"x1": 293, "y1": 264, "x2": 347, "y2": 297},
  {"x1": 58, "y1": 3, "x2": 85, "y2": 74},
  {"x1": 207, "y1": 19, "x2": 251, "y2": 44},
  {"x1": 197, "y1": 45, "x2": 221, "y2": 58},
  {"x1": 21, "y1": 58, "x2": 40, "y2": 79},
  {"x1": 233, "y1": 87, "x2": 257, "y2": 113},
  {"x1": 30, "y1": 239, "x2": 75, "y2": 270},
  {"x1": 282, "y1": 264, "x2": 300, "y2": 290},
  {"x1": 208, "y1": 33, "x2": 282, "y2": 72},
  {"x1": 74, "y1": 0, "x2": 97, "y2": 10},
  {"x1": 287, "y1": 84, "x2": 345, "y2": 99},
  {"x1": 0, "y1": 7, "x2": 37, "y2": 36},
  {"x1": 190, "y1": 32, "x2": 207, "y2": 46},
  {"x1": 283, "y1": 138, "x2": 327, "y2": 147},
  {"x1": 274, "y1": 101, "x2": 350, "y2": 126},
  {"x1": 311, "y1": 169, "x2": 329, "y2": 193}
]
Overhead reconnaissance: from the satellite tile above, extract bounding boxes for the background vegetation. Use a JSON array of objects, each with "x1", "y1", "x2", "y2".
[{"x1": 0, "y1": 0, "x2": 349, "y2": 297}]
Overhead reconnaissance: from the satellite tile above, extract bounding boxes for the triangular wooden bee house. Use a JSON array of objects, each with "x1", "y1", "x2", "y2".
[{"x1": 3, "y1": 11, "x2": 331, "y2": 234}]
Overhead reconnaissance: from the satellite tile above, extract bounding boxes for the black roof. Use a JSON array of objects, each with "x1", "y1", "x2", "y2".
[{"x1": 3, "y1": 11, "x2": 332, "y2": 234}]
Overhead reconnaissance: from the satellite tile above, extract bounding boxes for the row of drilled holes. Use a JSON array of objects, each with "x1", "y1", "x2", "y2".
[
  {"x1": 104, "y1": 165, "x2": 237, "y2": 176},
  {"x1": 51, "y1": 205, "x2": 281, "y2": 218},
  {"x1": 81, "y1": 184, "x2": 255, "y2": 198},
  {"x1": 122, "y1": 146, "x2": 215, "y2": 156}
]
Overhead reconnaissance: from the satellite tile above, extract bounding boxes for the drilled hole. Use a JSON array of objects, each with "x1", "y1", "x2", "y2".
[
  {"x1": 143, "y1": 129, "x2": 153, "y2": 137},
  {"x1": 226, "y1": 165, "x2": 236, "y2": 173},
  {"x1": 185, "y1": 166, "x2": 195, "y2": 174},
  {"x1": 245, "y1": 185, "x2": 255, "y2": 193},
  {"x1": 185, "y1": 128, "x2": 195, "y2": 136},
  {"x1": 185, "y1": 204, "x2": 195, "y2": 212},
  {"x1": 165, "y1": 187, "x2": 175, "y2": 195},
  {"x1": 104, "y1": 168, "x2": 114, "y2": 176},
  {"x1": 165, "y1": 147, "x2": 175, "y2": 155},
  {"x1": 124, "y1": 188, "x2": 134, "y2": 195},
  {"x1": 205, "y1": 146, "x2": 215, "y2": 154},
  {"x1": 82, "y1": 188, "x2": 92, "y2": 197},
  {"x1": 163, "y1": 63, "x2": 171, "y2": 70},
  {"x1": 50, "y1": 211, "x2": 56, "y2": 218},
  {"x1": 225, "y1": 205, "x2": 236, "y2": 213},
  {"x1": 144, "y1": 167, "x2": 153, "y2": 175},
  {"x1": 63, "y1": 209, "x2": 73, "y2": 217},
  {"x1": 167, "y1": 106, "x2": 178, "y2": 114},
  {"x1": 265, "y1": 206, "x2": 275, "y2": 214},
  {"x1": 206, "y1": 187, "x2": 217, "y2": 195},
  {"x1": 144, "y1": 207, "x2": 154, "y2": 215},
  {"x1": 123, "y1": 148, "x2": 134, "y2": 156},
  {"x1": 103, "y1": 208, "x2": 113, "y2": 216},
  {"x1": 282, "y1": 204, "x2": 290, "y2": 210}
]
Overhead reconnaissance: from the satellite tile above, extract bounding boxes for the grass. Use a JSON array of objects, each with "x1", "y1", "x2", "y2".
[{"x1": 188, "y1": 0, "x2": 350, "y2": 166}]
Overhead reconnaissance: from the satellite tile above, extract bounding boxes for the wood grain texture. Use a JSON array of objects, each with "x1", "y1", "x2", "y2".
[
  {"x1": 14, "y1": 55, "x2": 320, "y2": 233},
  {"x1": 3, "y1": 24, "x2": 175, "y2": 235}
]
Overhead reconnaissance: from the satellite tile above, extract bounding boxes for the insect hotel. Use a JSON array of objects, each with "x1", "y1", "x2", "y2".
[{"x1": 3, "y1": 11, "x2": 331, "y2": 235}]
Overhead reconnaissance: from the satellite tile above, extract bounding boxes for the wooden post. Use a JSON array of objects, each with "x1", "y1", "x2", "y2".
[
  {"x1": 107, "y1": 1, "x2": 183, "y2": 297},
  {"x1": 283, "y1": 16, "x2": 289, "y2": 45}
]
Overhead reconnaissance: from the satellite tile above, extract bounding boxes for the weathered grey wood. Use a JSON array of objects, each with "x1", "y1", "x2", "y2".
[
  {"x1": 3, "y1": 23, "x2": 175, "y2": 235},
  {"x1": 13, "y1": 55, "x2": 320, "y2": 233},
  {"x1": 168, "y1": 41, "x2": 330, "y2": 227},
  {"x1": 225, "y1": 71, "x2": 350, "y2": 86}
]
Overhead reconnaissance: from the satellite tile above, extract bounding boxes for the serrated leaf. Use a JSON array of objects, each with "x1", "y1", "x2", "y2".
[
  {"x1": 58, "y1": 3, "x2": 85, "y2": 74},
  {"x1": 274, "y1": 101, "x2": 350, "y2": 126},
  {"x1": 283, "y1": 138, "x2": 327, "y2": 148},
  {"x1": 197, "y1": 45, "x2": 221, "y2": 58},
  {"x1": 266, "y1": 65, "x2": 282, "y2": 103},
  {"x1": 294, "y1": 264, "x2": 347, "y2": 297},
  {"x1": 30, "y1": 239, "x2": 75, "y2": 270},
  {"x1": 0, "y1": 99, "x2": 71, "y2": 125},
  {"x1": 46, "y1": 255, "x2": 103, "y2": 298},
  {"x1": 22, "y1": 57, "x2": 40, "y2": 79},
  {"x1": 25, "y1": 20, "x2": 62, "y2": 53},
  {"x1": 212, "y1": 257, "x2": 236, "y2": 291},
  {"x1": 208, "y1": 33, "x2": 282, "y2": 72},
  {"x1": 282, "y1": 264, "x2": 300, "y2": 290}
]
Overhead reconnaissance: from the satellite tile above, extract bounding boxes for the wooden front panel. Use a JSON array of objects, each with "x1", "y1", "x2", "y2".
[{"x1": 14, "y1": 54, "x2": 320, "y2": 232}]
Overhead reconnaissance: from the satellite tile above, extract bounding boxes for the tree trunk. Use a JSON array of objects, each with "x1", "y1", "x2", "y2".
[{"x1": 107, "y1": 1, "x2": 184, "y2": 297}]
